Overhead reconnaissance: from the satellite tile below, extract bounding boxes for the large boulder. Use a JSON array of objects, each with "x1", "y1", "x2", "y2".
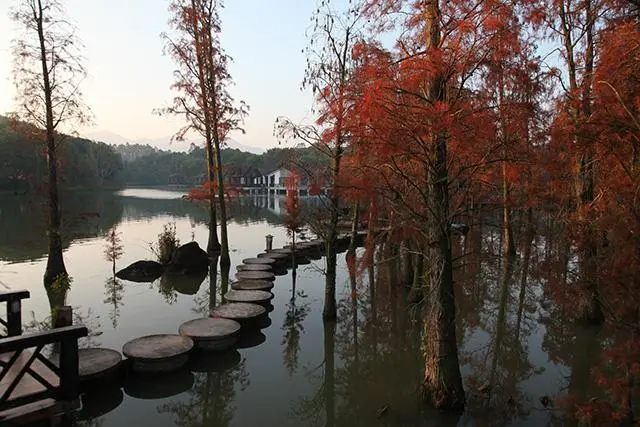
[
  {"x1": 169, "y1": 241, "x2": 209, "y2": 274},
  {"x1": 116, "y1": 260, "x2": 164, "y2": 283}
]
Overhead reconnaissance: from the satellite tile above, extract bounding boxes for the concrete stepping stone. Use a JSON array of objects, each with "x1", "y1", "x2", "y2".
[
  {"x1": 231, "y1": 280, "x2": 274, "y2": 291},
  {"x1": 122, "y1": 334, "x2": 193, "y2": 373},
  {"x1": 77, "y1": 348, "x2": 122, "y2": 382},
  {"x1": 236, "y1": 264, "x2": 272, "y2": 272},
  {"x1": 179, "y1": 318, "x2": 241, "y2": 352},
  {"x1": 256, "y1": 252, "x2": 290, "y2": 262},
  {"x1": 235, "y1": 270, "x2": 275, "y2": 281},
  {"x1": 210, "y1": 302, "x2": 266, "y2": 323},
  {"x1": 242, "y1": 257, "x2": 276, "y2": 265},
  {"x1": 224, "y1": 290, "x2": 273, "y2": 305}
]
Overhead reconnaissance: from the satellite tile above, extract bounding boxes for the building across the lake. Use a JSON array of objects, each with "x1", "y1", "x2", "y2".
[{"x1": 239, "y1": 167, "x2": 325, "y2": 196}]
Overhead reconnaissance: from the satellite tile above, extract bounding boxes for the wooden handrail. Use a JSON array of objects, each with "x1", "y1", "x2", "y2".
[
  {"x1": 0, "y1": 325, "x2": 88, "y2": 412},
  {"x1": 0, "y1": 290, "x2": 30, "y2": 337},
  {"x1": 0, "y1": 290, "x2": 30, "y2": 304},
  {"x1": 0, "y1": 326, "x2": 87, "y2": 353}
]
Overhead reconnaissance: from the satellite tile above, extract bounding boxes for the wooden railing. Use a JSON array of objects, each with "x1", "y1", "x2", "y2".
[
  {"x1": 0, "y1": 325, "x2": 88, "y2": 412},
  {"x1": 0, "y1": 290, "x2": 30, "y2": 338}
]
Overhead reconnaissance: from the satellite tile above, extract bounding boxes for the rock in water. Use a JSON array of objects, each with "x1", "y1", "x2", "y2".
[
  {"x1": 116, "y1": 260, "x2": 164, "y2": 283},
  {"x1": 169, "y1": 242, "x2": 209, "y2": 273}
]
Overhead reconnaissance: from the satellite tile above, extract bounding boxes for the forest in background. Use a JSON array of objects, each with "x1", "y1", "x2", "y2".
[{"x1": 0, "y1": 115, "x2": 327, "y2": 191}]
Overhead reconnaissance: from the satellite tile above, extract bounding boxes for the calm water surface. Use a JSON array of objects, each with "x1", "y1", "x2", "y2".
[{"x1": 0, "y1": 189, "x2": 600, "y2": 426}]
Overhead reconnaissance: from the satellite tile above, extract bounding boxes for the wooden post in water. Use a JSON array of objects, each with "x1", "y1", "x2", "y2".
[
  {"x1": 265, "y1": 234, "x2": 274, "y2": 252},
  {"x1": 59, "y1": 333, "x2": 80, "y2": 401}
]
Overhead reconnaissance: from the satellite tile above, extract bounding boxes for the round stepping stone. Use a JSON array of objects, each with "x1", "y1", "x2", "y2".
[
  {"x1": 242, "y1": 257, "x2": 276, "y2": 265},
  {"x1": 236, "y1": 264, "x2": 272, "y2": 272},
  {"x1": 122, "y1": 334, "x2": 193, "y2": 373},
  {"x1": 179, "y1": 318, "x2": 241, "y2": 352},
  {"x1": 211, "y1": 302, "x2": 266, "y2": 323},
  {"x1": 257, "y1": 252, "x2": 290, "y2": 261},
  {"x1": 78, "y1": 348, "x2": 122, "y2": 382},
  {"x1": 224, "y1": 290, "x2": 273, "y2": 305},
  {"x1": 272, "y1": 248, "x2": 294, "y2": 255},
  {"x1": 235, "y1": 270, "x2": 275, "y2": 281},
  {"x1": 298, "y1": 242, "x2": 322, "y2": 250},
  {"x1": 231, "y1": 280, "x2": 274, "y2": 291}
]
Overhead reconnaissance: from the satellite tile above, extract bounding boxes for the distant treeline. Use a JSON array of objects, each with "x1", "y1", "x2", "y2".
[
  {"x1": 0, "y1": 115, "x2": 328, "y2": 191},
  {"x1": 0, "y1": 116, "x2": 123, "y2": 192}
]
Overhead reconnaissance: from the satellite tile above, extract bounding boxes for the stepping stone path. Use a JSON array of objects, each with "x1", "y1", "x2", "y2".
[
  {"x1": 123, "y1": 334, "x2": 193, "y2": 373},
  {"x1": 235, "y1": 270, "x2": 275, "y2": 281},
  {"x1": 231, "y1": 280, "x2": 274, "y2": 291},
  {"x1": 179, "y1": 318, "x2": 241, "y2": 352},
  {"x1": 242, "y1": 257, "x2": 276, "y2": 265},
  {"x1": 77, "y1": 348, "x2": 122, "y2": 382},
  {"x1": 224, "y1": 289, "x2": 273, "y2": 305},
  {"x1": 84, "y1": 236, "x2": 342, "y2": 392},
  {"x1": 211, "y1": 302, "x2": 266, "y2": 323},
  {"x1": 236, "y1": 264, "x2": 272, "y2": 272}
]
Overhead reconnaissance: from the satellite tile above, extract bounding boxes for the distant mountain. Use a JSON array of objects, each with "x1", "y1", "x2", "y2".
[{"x1": 82, "y1": 130, "x2": 265, "y2": 154}]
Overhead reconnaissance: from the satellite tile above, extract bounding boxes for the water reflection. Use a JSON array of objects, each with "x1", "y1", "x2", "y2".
[
  {"x1": 282, "y1": 272, "x2": 311, "y2": 375},
  {"x1": 1, "y1": 190, "x2": 626, "y2": 427},
  {"x1": 159, "y1": 351, "x2": 249, "y2": 427}
]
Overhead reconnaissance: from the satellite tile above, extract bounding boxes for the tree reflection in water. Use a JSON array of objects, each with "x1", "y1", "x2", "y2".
[
  {"x1": 282, "y1": 266, "x2": 311, "y2": 375},
  {"x1": 158, "y1": 351, "x2": 250, "y2": 427}
]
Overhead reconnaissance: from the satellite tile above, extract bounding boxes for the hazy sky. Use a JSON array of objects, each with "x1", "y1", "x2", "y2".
[{"x1": 0, "y1": 0, "x2": 318, "y2": 150}]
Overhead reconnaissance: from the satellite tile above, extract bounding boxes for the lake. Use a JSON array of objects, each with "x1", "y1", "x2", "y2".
[{"x1": 0, "y1": 188, "x2": 602, "y2": 426}]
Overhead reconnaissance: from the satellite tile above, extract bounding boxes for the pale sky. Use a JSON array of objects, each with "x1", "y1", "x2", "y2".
[{"x1": 0, "y1": 0, "x2": 318, "y2": 150}]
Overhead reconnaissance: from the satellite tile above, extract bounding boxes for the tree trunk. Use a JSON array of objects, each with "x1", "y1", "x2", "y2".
[
  {"x1": 421, "y1": 0, "x2": 465, "y2": 411},
  {"x1": 209, "y1": 255, "x2": 219, "y2": 311},
  {"x1": 323, "y1": 153, "x2": 341, "y2": 320},
  {"x1": 220, "y1": 261, "x2": 230, "y2": 297},
  {"x1": 36, "y1": 0, "x2": 67, "y2": 287},
  {"x1": 347, "y1": 201, "x2": 360, "y2": 257},
  {"x1": 189, "y1": 0, "x2": 220, "y2": 256},
  {"x1": 206, "y1": 149, "x2": 220, "y2": 255},
  {"x1": 502, "y1": 158, "x2": 516, "y2": 259},
  {"x1": 408, "y1": 247, "x2": 424, "y2": 304},
  {"x1": 213, "y1": 140, "x2": 230, "y2": 266}
]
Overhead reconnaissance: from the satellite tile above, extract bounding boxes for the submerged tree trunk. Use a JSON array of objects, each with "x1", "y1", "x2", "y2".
[
  {"x1": 421, "y1": 0, "x2": 465, "y2": 411},
  {"x1": 213, "y1": 140, "x2": 230, "y2": 266},
  {"x1": 209, "y1": 255, "x2": 219, "y2": 311},
  {"x1": 220, "y1": 261, "x2": 230, "y2": 297},
  {"x1": 37, "y1": 1, "x2": 66, "y2": 287}
]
